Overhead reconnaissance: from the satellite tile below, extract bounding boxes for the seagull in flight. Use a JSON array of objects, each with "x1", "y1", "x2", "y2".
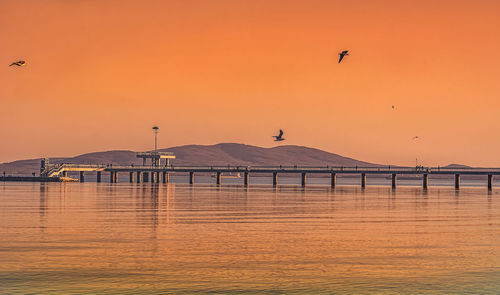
[
  {"x1": 392, "y1": 105, "x2": 395, "y2": 110},
  {"x1": 273, "y1": 129, "x2": 285, "y2": 142},
  {"x1": 338, "y1": 50, "x2": 349, "y2": 63},
  {"x1": 9, "y1": 60, "x2": 25, "y2": 67},
  {"x1": 412, "y1": 136, "x2": 419, "y2": 140}
]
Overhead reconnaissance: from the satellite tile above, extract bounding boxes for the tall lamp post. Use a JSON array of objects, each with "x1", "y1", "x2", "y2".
[{"x1": 152, "y1": 126, "x2": 159, "y2": 167}]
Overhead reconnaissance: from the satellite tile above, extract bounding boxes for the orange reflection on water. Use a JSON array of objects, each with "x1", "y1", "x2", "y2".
[{"x1": 1, "y1": 182, "x2": 500, "y2": 293}]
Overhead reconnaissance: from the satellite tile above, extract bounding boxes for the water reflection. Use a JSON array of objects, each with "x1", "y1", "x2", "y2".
[
  {"x1": 0, "y1": 183, "x2": 499, "y2": 294},
  {"x1": 39, "y1": 183, "x2": 48, "y2": 233}
]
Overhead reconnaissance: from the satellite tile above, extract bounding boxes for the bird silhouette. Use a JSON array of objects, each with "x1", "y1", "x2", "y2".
[
  {"x1": 9, "y1": 60, "x2": 25, "y2": 67},
  {"x1": 392, "y1": 105, "x2": 395, "y2": 110},
  {"x1": 272, "y1": 129, "x2": 285, "y2": 141},
  {"x1": 413, "y1": 136, "x2": 419, "y2": 140},
  {"x1": 338, "y1": 51, "x2": 349, "y2": 63}
]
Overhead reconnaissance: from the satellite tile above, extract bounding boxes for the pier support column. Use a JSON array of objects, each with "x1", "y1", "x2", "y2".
[
  {"x1": 162, "y1": 172, "x2": 167, "y2": 184},
  {"x1": 96, "y1": 171, "x2": 101, "y2": 183},
  {"x1": 109, "y1": 172, "x2": 114, "y2": 183},
  {"x1": 391, "y1": 174, "x2": 397, "y2": 189},
  {"x1": 156, "y1": 172, "x2": 161, "y2": 183},
  {"x1": 136, "y1": 171, "x2": 142, "y2": 183},
  {"x1": 331, "y1": 173, "x2": 336, "y2": 188},
  {"x1": 216, "y1": 172, "x2": 221, "y2": 185},
  {"x1": 455, "y1": 174, "x2": 460, "y2": 190},
  {"x1": 62, "y1": 171, "x2": 67, "y2": 177},
  {"x1": 79, "y1": 171, "x2": 85, "y2": 182},
  {"x1": 423, "y1": 174, "x2": 428, "y2": 189},
  {"x1": 244, "y1": 172, "x2": 249, "y2": 186},
  {"x1": 301, "y1": 172, "x2": 307, "y2": 187},
  {"x1": 189, "y1": 172, "x2": 194, "y2": 184},
  {"x1": 164, "y1": 173, "x2": 169, "y2": 183},
  {"x1": 143, "y1": 172, "x2": 149, "y2": 183},
  {"x1": 273, "y1": 172, "x2": 278, "y2": 187},
  {"x1": 361, "y1": 173, "x2": 366, "y2": 189},
  {"x1": 488, "y1": 174, "x2": 493, "y2": 191},
  {"x1": 129, "y1": 172, "x2": 134, "y2": 183}
]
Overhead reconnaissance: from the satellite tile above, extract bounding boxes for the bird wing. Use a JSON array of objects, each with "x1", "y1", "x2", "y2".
[
  {"x1": 279, "y1": 129, "x2": 283, "y2": 137},
  {"x1": 9, "y1": 62, "x2": 16, "y2": 66},
  {"x1": 338, "y1": 54, "x2": 344, "y2": 63}
]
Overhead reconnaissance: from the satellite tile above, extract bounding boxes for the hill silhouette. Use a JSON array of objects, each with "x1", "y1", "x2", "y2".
[{"x1": 0, "y1": 143, "x2": 378, "y2": 175}]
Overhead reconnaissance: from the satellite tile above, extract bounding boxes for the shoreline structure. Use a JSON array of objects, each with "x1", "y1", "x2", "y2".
[{"x1": 1, "y1": 153, "x2": 498, "y2": 190}]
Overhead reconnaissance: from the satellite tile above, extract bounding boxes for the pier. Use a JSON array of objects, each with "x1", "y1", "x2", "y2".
[
  {"x1": 0, "y1": 176, "x2": 62, "y2": 182},
  {"x1": 37, "y1": 160, "x2": 500, "y2": 190}
]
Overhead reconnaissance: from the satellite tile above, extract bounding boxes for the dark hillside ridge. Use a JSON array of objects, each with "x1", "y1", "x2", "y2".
[{"x1": 0, "y1": 143, "x2": 467, "y2": 175}]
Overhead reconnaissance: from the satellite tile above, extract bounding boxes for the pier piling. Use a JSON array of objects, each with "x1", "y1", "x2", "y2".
[
  {"x1": 455, "y1": 174, "x2": 460, "y2": 190},
  {"x1": 361, "y1": 173, "x2": 366, "y2": 189},
  {"x1": 79, "y1": 171, "x2": 85, "y2": 182},
  {"x1": 244, "y1": 172, "x2": 249, "y2": 186},
  {"x1": 423, "y1": 174, "x2": 428, "y2": 189},
  {"x1": 273, "y1": 172, "x2": 278, "y2": 187},
  {"x1": 216, "y1": 172, "x2": 221, "y2": 185},
  {"x1": 301, "y1": 173, "x2": 306, "y2": 187},
  {"x1": 189, "y1": 172, "x2": 194, "y2": 184},
  {"x1": 129, "y1": 172, "x2": 134, "y2": 183},
  {"x1": 96, "y1": 171, "x2": 101, "y2": 183},
  {"x1": 331, "y1": 172, "x2": 336, "y2": 188},
  {"x1": 488, "y1": 174, "x2": 493, "y2": 191},
  {"x1": 392, "y1": 174, "x2": 397, "y2": 189},
  {"x1": 109, "y1": 171, "x2": 117, "y2": 183}
]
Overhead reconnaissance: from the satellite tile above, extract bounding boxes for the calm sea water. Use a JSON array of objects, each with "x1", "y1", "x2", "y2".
[{"x1": 1, "y1": 180, "x2": 500, "y2": 294}]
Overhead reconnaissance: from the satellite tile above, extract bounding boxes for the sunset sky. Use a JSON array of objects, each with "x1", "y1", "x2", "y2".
[{"x1": 1, "y1": 0, "x2": 499, "y2": 166}]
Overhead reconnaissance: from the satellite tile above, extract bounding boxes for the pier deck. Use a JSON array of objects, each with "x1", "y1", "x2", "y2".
[{"x1": 36, "y1": 163, "x2": 500, "y2": 190}]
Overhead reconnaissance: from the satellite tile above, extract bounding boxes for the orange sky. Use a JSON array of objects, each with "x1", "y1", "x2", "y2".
[{"x1": 1, "y1": 0, "x2": 499, "y2": 166}]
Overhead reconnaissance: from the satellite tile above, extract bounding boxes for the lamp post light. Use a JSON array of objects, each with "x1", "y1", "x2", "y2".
[{"x1": 152, "y1": 126, "x2": 159, "y2": 167}]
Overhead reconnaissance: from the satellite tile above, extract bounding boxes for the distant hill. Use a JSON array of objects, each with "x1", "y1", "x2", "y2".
[
  {"x1": 165, "y1": 143, "x2": 378, "y2": 167},
  {"x1": 442, "y1": 163, "x2": 472, "y2": 169},
  {"x1": 0, "y1": 143, "x2": 379, "y2": 175}
]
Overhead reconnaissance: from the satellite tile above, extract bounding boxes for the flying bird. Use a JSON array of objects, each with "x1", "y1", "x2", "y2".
[
  {"x1": 338, "y1": 50, "x2": 349, "y2": 63},
  {"x1": 412, "y1": 136, "x2": 419, "y2": 140},
  {"x1": 9, "y1": 60, "x2": 25, "y2": 67},
  {"x1": 273, "y1": 129, "x2": 285, "y2": 142},
  {"x1": 392, "y1": 105, "x2": 395, "y2": 110}
]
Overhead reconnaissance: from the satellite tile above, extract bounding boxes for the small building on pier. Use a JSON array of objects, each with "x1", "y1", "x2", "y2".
[{"x1": 136, "y1": 151, "x2": 175, "y2": 167}]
